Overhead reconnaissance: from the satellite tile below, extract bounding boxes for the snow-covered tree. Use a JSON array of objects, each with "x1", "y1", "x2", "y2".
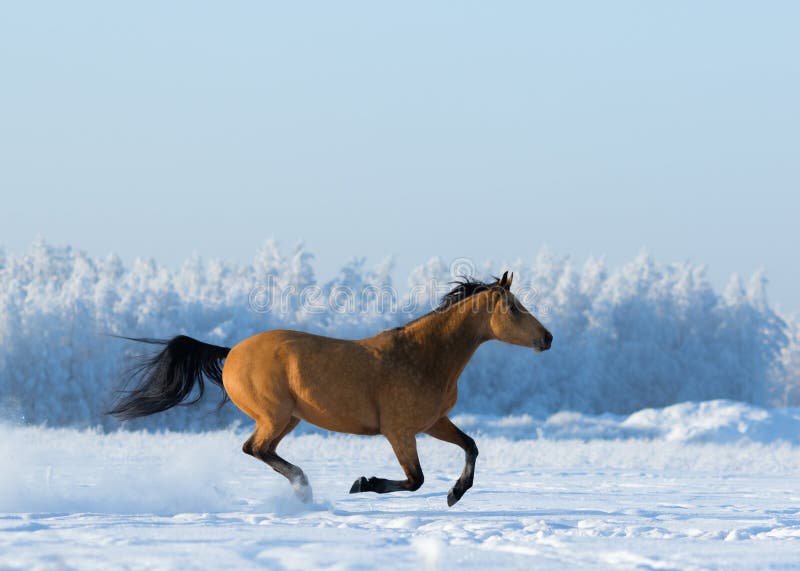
[{"x1": 0, "y1": 240, "x2": 795, "y2": 430}]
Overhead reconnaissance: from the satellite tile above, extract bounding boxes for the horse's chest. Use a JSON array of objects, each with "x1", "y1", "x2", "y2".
[
  {"x1": 377, "y1": 367, "x2": 463, "y2": 432},
  {"x1": 441, "y1": 383, "x2": 458, "y2": 414},
  {"x1": 420, "y1": 381, "x2": 459, "y2": 418}
]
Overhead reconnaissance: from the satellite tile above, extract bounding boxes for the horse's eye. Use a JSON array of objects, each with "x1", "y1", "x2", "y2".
[{"x1": 509, "y1": 304, "x2": 519, "y2": 314}]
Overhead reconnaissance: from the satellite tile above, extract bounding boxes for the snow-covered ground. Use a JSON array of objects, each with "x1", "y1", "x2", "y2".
[{"x1": 3, "y1": 401, "x2": 800, "y2": 570}]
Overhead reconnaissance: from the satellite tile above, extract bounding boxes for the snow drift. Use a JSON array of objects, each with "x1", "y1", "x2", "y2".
[
  {"x1": 0, "y1": 239, "x2": 796, "y2": 430},
  {"x1": 454, "y1": 399, "x2": 800, "y2": 444}
]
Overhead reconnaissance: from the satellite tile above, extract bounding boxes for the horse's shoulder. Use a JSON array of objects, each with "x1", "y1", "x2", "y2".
[{"x1": 359, "y1": 328, "x2": 421, "y2": 362}]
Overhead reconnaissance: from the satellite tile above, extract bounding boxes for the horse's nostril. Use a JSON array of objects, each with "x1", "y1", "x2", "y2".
[{"x1": 544, "y1": 332, "x2": 553, "y2": 347}]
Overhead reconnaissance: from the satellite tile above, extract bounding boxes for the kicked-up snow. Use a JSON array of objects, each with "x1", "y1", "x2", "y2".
[{"x1": 2, "y1": 401, "x2": 800, "y2": 570}]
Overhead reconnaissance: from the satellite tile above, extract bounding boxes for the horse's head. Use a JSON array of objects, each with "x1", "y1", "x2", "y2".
[{"x1": 487, "y1": 271, "x2": 552, "y2": 352}]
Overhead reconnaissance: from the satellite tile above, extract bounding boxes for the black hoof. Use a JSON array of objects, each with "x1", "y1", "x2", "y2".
[
  {"x1": 447, "y1": 486, "x2": 465, "y2": 507},
  {"x1": 350, "y1": 476, "x2": 369, "y2": 494}
]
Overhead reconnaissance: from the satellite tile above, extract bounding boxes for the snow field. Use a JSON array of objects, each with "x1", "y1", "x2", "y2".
[{"x1": 3, "y1": 402, "x2": 800, "y2": 569}]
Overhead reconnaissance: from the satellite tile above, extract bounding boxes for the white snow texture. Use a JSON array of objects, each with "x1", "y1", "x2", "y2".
[{"x1": 3, "y1": 402, "x2": 800, "y2": 570}]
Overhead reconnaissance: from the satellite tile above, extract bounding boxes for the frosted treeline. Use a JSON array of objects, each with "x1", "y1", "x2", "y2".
[{"x1": 0, "y1": 239, "x2": 796, "y2": 430}]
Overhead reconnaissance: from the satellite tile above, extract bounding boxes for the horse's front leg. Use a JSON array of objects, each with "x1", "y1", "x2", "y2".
[
  {"x1": 349, "y1": 433, "x2": 424, "y2": 494},
  {"x1": 425, "y1": 416, "x2": 478, "y2": 506}
]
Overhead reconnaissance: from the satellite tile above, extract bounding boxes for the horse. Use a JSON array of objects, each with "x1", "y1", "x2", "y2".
[{"x1": 109, "y1": 271, "x2": 553, "y2": 506}]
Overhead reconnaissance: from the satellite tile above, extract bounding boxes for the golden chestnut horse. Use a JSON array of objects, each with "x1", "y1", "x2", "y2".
[{"x1": 109, "y1": 271, "x2": 552, "y2": 506}]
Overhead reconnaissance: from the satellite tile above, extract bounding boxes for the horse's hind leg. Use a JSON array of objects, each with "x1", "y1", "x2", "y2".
[
  {"x1": 243, "y1": 417, "x2": 311, "y2": 502},
  {"x1": 425, "y1": 417, "x2": 478, "y2": 507},
  {"x1": 269, "y1": 417, "x2": 300, "y2": 452},
  {"x1": 350, "y1": 434, "x2": 423, "y2": 494}
]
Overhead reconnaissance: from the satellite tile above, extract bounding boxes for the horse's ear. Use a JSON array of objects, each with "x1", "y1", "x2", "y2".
[
  {"x1": 499, "y1": 271, "x2": 509, "y2": 289},
  {"x1": 507, "y1": 272, "x2": 514, "y2": 289}
]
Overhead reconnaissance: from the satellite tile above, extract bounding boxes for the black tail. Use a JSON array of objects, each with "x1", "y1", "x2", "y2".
[{"x1": 108, "y1": 335, "x2": 231, "y2": 421}]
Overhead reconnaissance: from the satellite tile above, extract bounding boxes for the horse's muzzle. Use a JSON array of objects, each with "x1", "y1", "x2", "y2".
[{"x1": 534, "y1": 331, "x2": 553, "y2": 352}]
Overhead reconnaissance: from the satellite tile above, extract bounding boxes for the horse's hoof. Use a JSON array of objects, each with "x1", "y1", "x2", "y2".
[
  {"x1": 447, "y1": 486, "x2": 465, "y2": 507},
  {"x1": 294, "y1": 483, "x2": 313, "y2": 503},
  {"x1": 350, "y1": 476, "x2": 368, "y2": 494}
]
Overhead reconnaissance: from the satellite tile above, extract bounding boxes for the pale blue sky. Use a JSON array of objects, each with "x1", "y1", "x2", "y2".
[{"x1": 1, "y1": 2, "x2": 798, "y2": 310}]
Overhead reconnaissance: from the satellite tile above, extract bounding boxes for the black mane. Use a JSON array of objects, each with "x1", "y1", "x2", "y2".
[
  {"x1": 437, "y1": 276, "x2": 500, "y2": 310},
  {"x1": 393, "y1": 276, "x2": 501, "y2": 331}
]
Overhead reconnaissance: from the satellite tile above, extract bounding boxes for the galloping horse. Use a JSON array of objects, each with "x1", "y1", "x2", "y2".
[{"x1": 109, "y1": 271, "x2": 553, "y2": 506}]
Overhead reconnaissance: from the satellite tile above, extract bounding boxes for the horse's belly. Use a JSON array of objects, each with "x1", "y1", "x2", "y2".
[
  {"x1": 289, "y1": 375, "x2": 381, "y2": 436},
  {"x1": 293, "y1": 400, "x2": 380, "y2": 436}
]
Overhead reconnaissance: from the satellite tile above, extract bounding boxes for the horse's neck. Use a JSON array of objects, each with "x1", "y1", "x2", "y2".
[{"x1": 401, "y1": 296, "x2": 491, "y2": 388}]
